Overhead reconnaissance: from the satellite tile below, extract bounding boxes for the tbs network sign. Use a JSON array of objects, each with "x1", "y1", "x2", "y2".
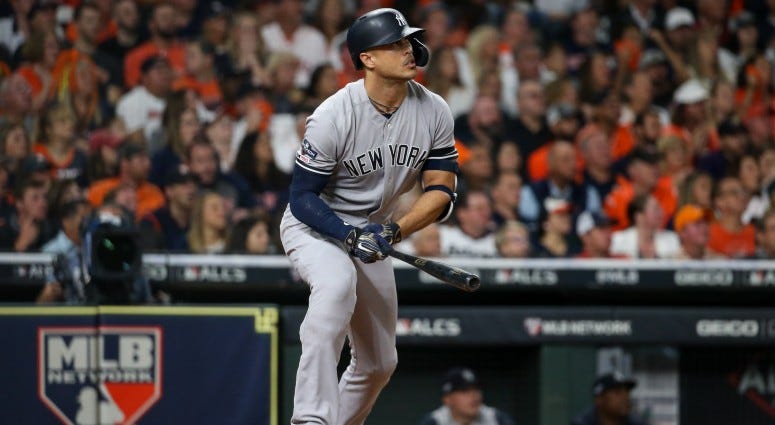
[{"x1": 38, "y1": 326, "x2": 162, "y2": 425}]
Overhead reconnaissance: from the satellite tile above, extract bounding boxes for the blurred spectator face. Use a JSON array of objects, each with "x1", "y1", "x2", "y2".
[
  {"x1": 314, "y1": 65, "x2": 339, "y2": 99},
  {"x1": 581, "y1": 132, "x2": 611, "y2": 170},
  {"x1": 659, "y1": 137, "x2": 689, "y2": 174},
  {"x1": 571, "y1": 9, "x2": 598, "y2": 47},
  {"x1": 628, "y1": 159, "x2": 659, "y2": 189},
  {"x1": 758, "y1": 214, "x2": 775, "y2": 257},
  {"x1": 680, "y1": 220, "x2": 709, "y2": 247},
  {"x1": 697, "y1": 0, "x2": 725, "y2": 23},
  {"x1": 166, "y1": 180, "x2": 196, "y2": 210},
  {"x1": 0, "y1": 74, "x2": 33, "y2": 115},
  {"x1": 185, "y1": 42, "x2": 209, "y2": 76},
  {"x1": 495, "y1": 142, "x2": 521, "y2": 174},
  {"x1": 642, "y1": 196, "x2": 664, "y2": 230},
  {"x1": 203, "y1": 15, "x2": 229, "y2": 47},
  {"x1": 626, "y1": 72, "x2": 652, "y2": 107},
  {"x1": 491, "y1": 172, "x2": 521, "y2": 209},
  {"x1": 143, "y1": 61, "x2": 173, "y2": 97},
  {"x1": 667, "y1": 25, "x2": 693, "y2": 52},
  {"x1": 436, "y1": 48, "x2": 459, "y2": 81},
  {"x1": 171, "y1": 0, "x2": 196, "y2": 13},
  {"x1": 548, "y1": 141, "x2": 577, "y2": 182},
  {"x1": 114, "y1": 0, "x2": 139, "y2": 32},
  {"x1": 246, "y1": 220, "x2": 270, "y2": 254},
  {"x1": 711, "y1": 81, "x2": 735, "y2": 119},
  {"x1": 477, "y1": 73, "x2": 501, "y2": 99},
  {"x1": 544, "y1": 44, "x2": 568, "y2": 78},
  {"x1": 422, "y1": 7, "x2": 450, "y2": 51},
  {"x1": 126, "y1": 153, "x2": 150, "y2": 183},
  {"x1": 203, "y1": 193, "x2": 227, "y2": 231},
  {"x1": 720, "y1": 132, "x2": 747, "y2": 157},
  {"x1": 461, "y1": 144, "x2": 494, "y2": 185},
  {"x1": 546, "y1": 210, "x2": 572, "y2": 235},
  {"x1": 496, "y1": 223, "x2": 530, "y2": 258},
  {"x1": 188, "y1": 143, "x2": 218, "y2": 185},
  {"x1": 690, "y1": 174, "x2": 713, "y2": 209},
  {"x1": 207, "y1": 115, "x2": 234, "y2": 161},
  {"x1": 276, "y1": 0, "x2": 303, "y2": 23},
  {"x1": 43, "y1": 32, "x2": 59, "y2": 68},
  {"x1": 77, "y1": 5, "x2": 101, "y2": 44},
  {"x1": 517, "y1": 81, "x2": 546, "y2": 119},
  {"x1": 515, "y1": 44, "x2": 542, "y2": 81},
  {"x1": 759, "y1": 149, "x2": 775, "y2": 184},
  {"x1": 3, "y1": 125, "x2": 28, "y2": 160},
  {"x1": 254, "y1": 132, "x2": 274, "y2": 164},
  {"x1": 11, "y1": 0, "x2": 33, "y2": 15},
  {"x1": 584, "y1": 225, "x2": 612, "y2": 254},
  {"x1": 739, "y1": 156, "x2": 760, "y2": 194},
  {"x1": 412, "y1": 223, "x2": 441, "y2": 257},
  {"x1": 19, "y1": 184, "x2": 48, "y2": 221},
  {"x1": 590, "y1": 54, "x2": 612, "y2": 89},
  {"x1": 634, "y1": 112, "x2": 661, "y2": 146},
  {"x1": 29, "y1": 5, "x2": 56, "y2": 34},
  {"x1": 552, "y1": 115, "x2": 581, "y2": 140},
  {"x1": 73, "y1": 58, "x2": 98, "y2": 98},
  {"x1": 715, "y1": 177, "x2": 748, "y2": 216},
  {"x1": 114, "y1": 185, "x2": 138, "y2": 213},
  {"x1": 179, "y1": 109, "x2": 200, "y2": 147},
  {"x1": 457, "y1": 191, "x2": 493, "y2": 238},
  {"x1": 737, "y1": 23, "x2": 758, "y2": 48},
  {"x1": 469, "y1": 96, "x2": 501, "y2": 130},
  {"x1": 502, "y1": 10, "x2": 530, "y2": 46},
  {"x1": 45, "y1": 107, "x2": 76, "y2": 143},
  {"x1": 233, "y1": 13, "x2": 260, "y2": 52},
  {"x1": 150, "y1": 4, "x2": 177, "y2": 39}
]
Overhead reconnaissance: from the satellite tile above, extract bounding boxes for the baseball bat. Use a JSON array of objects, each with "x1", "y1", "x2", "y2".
[{"x1": 387, "y1": 248, "x2": 481, "y2": 292}]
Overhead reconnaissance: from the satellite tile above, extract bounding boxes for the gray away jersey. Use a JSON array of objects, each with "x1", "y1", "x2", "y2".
[{"x1": 293, "y1": 79, "x2": 458, "y2": 226}]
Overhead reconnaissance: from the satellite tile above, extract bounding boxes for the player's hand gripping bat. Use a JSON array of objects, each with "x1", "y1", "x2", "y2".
[{"x1": 387, "y1": 248, "x2": 481, "y2": 292}]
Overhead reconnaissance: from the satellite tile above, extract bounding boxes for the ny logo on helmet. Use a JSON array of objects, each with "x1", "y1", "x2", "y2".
[{"x1": 394, "y1": 12, "x2": 406, "y2": 27}]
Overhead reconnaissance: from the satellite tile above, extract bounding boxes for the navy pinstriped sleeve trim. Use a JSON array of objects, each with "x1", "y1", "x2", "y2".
[{"x1": 427, "y1": 146, "x2": 458, "y2": 160}]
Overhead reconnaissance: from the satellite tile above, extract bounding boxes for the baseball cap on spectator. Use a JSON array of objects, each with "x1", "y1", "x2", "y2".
[
  {"x1": 88, "y1": 130, "x2": 123, "y2": 153},
  {"x1": 730, "y1": 11, "x2": 756, "y2": 32},
  {"x1": 638, "y1": 49, "x2": 667, "y2": 69},
  {"x1": 140, "y1": 55, "x2": 171, "y2": 74},
  {"x1": 547, "y1": 104, "x2": 581, "y2": 126},
  {"x1": 441, "y1": 367, "x2": 481, "y2": 395},
  {"x1": 592, "y1": 372, "x2": 636, "y2": 396},
  {"x1": 117, "y1": 142, "x2": 147, "y2": 161},
  {"x1": 544, "y1": 197, "x2": 572, "y2": 215},
  {"x1": 577, "y1": 211, "x2": 611, "y2": 237},
  {"x1": 674, "y1": 204, "x2": 711, "y2": 232},
  {"x1": 164, "y1": 167, "x2": 196, "y2": 187},
  {"x1": 28, "y1": 0, "x2": 59, "y2": 20},
  {"x1": 673, "y1": 79, "x2": 709, "y2": 104},
  {"x1": 665, "y1": 7, "x2": 695, "y2": 31},
  {"x1": 20, "y1": 154, "x2": 51, "y2": 174},
  {"x1": 206, "y1": 0, "x2": 231, "y2": 18},
  {"x1": 717, "y1": 120, "x2": 747, "y2": 137}
]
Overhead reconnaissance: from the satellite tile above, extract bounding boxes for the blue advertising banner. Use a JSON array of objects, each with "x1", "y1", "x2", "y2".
[{"x1": 0, "y1": 305, "x2": 278, "y2": 425}]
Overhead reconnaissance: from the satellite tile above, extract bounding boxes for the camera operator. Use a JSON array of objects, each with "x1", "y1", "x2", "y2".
[{"x1": 36, "y1": 200, "x2": 91, "y2": 304}]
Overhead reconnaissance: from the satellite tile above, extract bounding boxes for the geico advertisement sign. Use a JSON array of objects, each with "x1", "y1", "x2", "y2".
[
  {"x1": 396, "y1": 317, "x2": 461, "y2": 337},
  {"x1": 696, "y1": 319, "x2": 759, "y2": 337}
]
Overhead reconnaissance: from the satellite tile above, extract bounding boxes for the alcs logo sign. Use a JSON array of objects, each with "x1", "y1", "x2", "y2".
[{"x1": 38, "y1": 326, "x2": 162, "y2": 424}]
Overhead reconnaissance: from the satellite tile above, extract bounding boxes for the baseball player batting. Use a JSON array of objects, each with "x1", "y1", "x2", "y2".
[{"x1": 279, "y1": 8, "x2": 459, "y2": 425}]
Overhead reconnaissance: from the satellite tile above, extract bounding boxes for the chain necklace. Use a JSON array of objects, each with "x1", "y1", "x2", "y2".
[{"x1": 368, "y1": 96, "x2": 401, "y2": 114}]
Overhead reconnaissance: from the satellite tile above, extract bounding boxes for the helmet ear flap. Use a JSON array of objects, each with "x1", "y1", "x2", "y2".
[{"x1": 410, "y1": 38, "x2": 430, "y2": 67}]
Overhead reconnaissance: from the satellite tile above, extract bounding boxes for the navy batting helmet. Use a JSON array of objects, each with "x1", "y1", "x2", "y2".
[{"x1": 346, "y1": 8, "x2": 429, "y2": 70}]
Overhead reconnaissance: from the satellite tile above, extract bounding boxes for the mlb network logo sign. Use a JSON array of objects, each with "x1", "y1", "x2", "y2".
[{"x1": 38, "y1": 326, "x2": 162, "y2": 424}]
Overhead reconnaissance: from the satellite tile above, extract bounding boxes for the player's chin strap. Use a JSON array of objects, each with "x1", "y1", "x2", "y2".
[{"x1": 423, "y1": 176, "x2": 457, "y2": 223}]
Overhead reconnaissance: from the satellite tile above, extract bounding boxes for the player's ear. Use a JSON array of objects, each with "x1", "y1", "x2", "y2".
[{"x1": 360, "y1": 51, "x2": 376, "y2": 70}]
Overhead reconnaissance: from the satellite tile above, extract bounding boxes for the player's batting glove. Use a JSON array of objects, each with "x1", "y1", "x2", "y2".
[
  {"x1": 344, "y1": 228, "x2": 391, "y2": 263},
  {"x1": 362, "y1": 222, "x2": 402, "y2": 245}
]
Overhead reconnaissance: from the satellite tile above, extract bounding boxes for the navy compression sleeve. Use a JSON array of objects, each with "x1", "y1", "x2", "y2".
[{"x1": 288, "y1": 164, "x2": 354, "y2": 241}]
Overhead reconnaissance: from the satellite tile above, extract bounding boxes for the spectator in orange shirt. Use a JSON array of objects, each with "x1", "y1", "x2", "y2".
[
  {"x1": 708, "y1": 176, "x2": 757, "y2": 258},
  {"x1": 87, "y1": 142, "x2": 165, "y2": 220},
  {"x1": 174, "y1": 40, "x2": 223, "y2": 111},
  {"x1": 123, "y1": 2, "x2": 186, "y2": 88},
  {"x1": 16, "y1": 29, "x2": 58, "y2": 112}
]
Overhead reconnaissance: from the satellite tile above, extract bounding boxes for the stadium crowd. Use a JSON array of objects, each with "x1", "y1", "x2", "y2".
[{"x1": 1, "y1": 0, "x2": 775, "y2": 261}]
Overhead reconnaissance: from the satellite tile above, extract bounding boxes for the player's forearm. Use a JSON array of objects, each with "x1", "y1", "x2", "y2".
[{"x1": 395, "y1": 190, "x2": 449, "y2": 237}]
